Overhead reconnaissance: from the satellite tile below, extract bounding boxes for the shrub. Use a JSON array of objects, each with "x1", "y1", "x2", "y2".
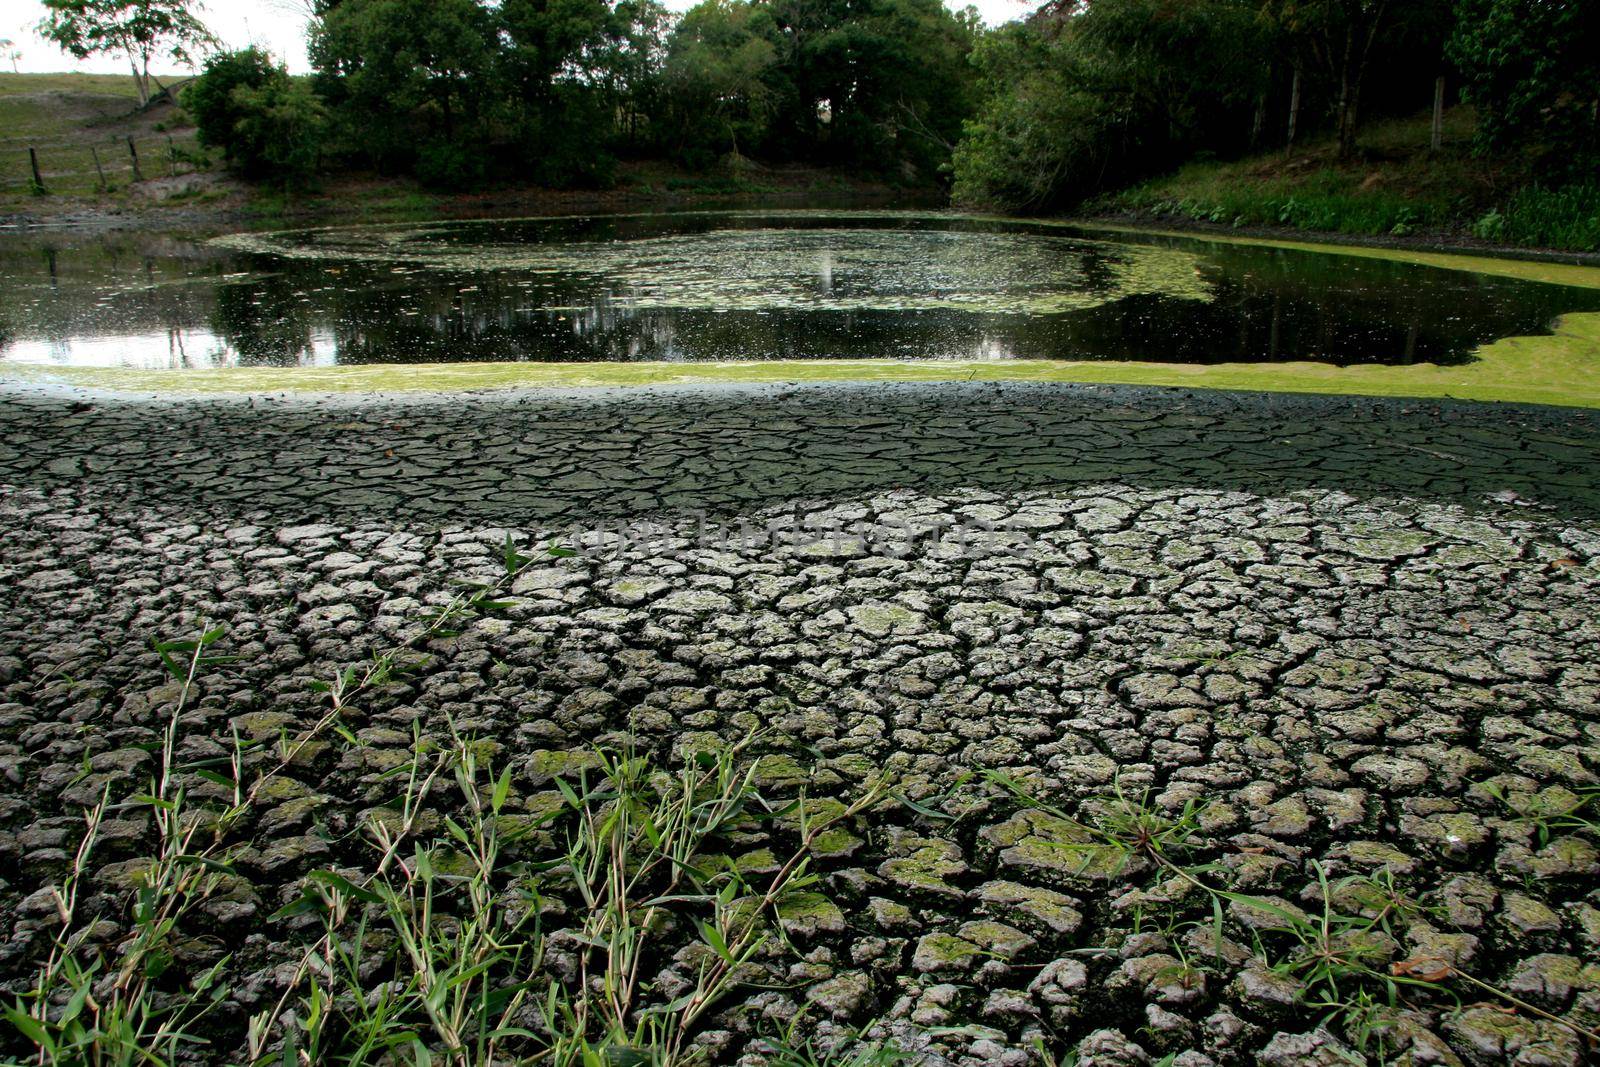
[
  {"x1": 1475, "y1": 185, "x2": 1600, "y2": 252},
  {"x1": 185, "y1": 49, "x2": 279, "y2": 160},
  {"x1": 227, "y1": 78, "x2": 328, "y2": 184},
  {"x1": 186, "y1": 49, "x2": 327, "y2": 184},
  {"x1": 413, "y1": 140, "x2": 487, "y2": 191}
]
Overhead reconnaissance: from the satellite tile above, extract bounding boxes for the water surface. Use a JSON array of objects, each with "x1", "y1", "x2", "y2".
[{"x1": 3, "y1": 212, "x2": 1596, "y2": 370}]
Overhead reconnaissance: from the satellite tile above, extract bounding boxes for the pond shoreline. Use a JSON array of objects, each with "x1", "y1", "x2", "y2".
[
  {"x1": 1083, "y1": 210, "x2": 1600, "y2": 269},
  {"x1": 9, "y1": 194, "x2": 1600, "y2": 270},
  {"x1": 0, "y1": 165, "x2": 937, "y2": 233}
]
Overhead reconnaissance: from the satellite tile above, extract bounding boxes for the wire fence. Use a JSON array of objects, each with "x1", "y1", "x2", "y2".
[{"x1": 0, "y1": 131, "x2": 208, "y2": 195}]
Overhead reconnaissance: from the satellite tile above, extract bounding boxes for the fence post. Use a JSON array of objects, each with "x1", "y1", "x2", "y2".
[
  {"x1": 127, "y1": 136, "x2": 142, "y2": 181},
  {"x1": 91, "y1": 145, "x2": 108, "y2": 192},
  {"x1": 28, "y1": 147, "x2": 46, "y2": 194},
  {"x1": 167, "y1": 134, "x2": 176, "y2": 177}
]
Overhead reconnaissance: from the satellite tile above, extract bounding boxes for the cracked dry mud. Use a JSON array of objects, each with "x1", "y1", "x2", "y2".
[{"x1": 2, "y1": 381, "x2": 1600, "y2": 1065}]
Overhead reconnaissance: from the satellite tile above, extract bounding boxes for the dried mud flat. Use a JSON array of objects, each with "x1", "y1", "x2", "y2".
[{"x1": 2, "y1": 380, "x2": 1599, "y2": 1065}]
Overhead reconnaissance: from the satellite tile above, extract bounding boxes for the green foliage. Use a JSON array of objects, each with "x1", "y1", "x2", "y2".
[
  {"x1": 413, "y1": 138, "x2": 487, "y2": 191},
  {"x1": 185, "y1": 47, "x2": 277, "y2": 157},
  {"x1": 982, "y1": 773, "x2": 1600, "y2": 1053},
  {"x1": 37, "y1": 0, "x2": 216, "y2": 107},
  {"x1": 755, "y1": 1019, "x2": 916, "y2": 1067},
  {"x1": 296, "y1": 0, "x2": 976, "y2": 187},
  {"x1": 310, "y1": 0, "x2": 500, "y2": 172},
  {"x1": 1473, "y1": 186, "x2": 1600, "y2": 254},
  {"x1": 226, "y1": 77, "x2": 328, "y2": 185},
  {"x1": 662, "y1": 0, "x2": 781, "y2": 166},
  {"x1": 1450, "y1": 0, "x2": 1600, "y2": 175},
  {"x1": 7, "y1": 541, "x2": 896, "y2": 1065},
  {"x1": 1479, "y1": 780, "x2": 1600, "y2": 844},
  {"x1": 766, "y1": 0, "x2": 979, "y2": 180},
  {"x1": 1120, "y1": 180, "x2": 1443, "y2": 237},
  {"x1": 1258, "y1": 0, "x2": 1446, "y2": 158},
  {"x1": 186, "y1": 49, "x2": 326, "y2": 183},
  {"x1": 952, "y1": 0, "x2": 1268, "y2": 211}
]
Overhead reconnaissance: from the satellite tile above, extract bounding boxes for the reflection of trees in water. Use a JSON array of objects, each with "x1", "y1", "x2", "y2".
[
  {"x1": 197, "y1": 249, "x2": 1600, "y2": 366},
  {"x1": 0, "y1": 231, "x2": 244, "y2": 368},
  {"x1": 212, "y1": 275, "x2": 322, "y2": 367},
  {"x1": 9, "y1": 220, "x2": 1600, "y2": 369},
  {"x1": 1151, "y1": 247, "x2": 1600, "y2": 364}
]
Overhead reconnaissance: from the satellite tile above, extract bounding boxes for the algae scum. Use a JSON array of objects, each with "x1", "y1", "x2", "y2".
[{"x1": 3, "y1": 211, "x2": 1600, "y2": 371}]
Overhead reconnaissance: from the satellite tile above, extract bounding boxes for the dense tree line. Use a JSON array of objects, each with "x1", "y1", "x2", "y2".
[
  {"x1": 184, "y1": 0, "x2": 978, "y2": 190},
  {"x1": 171, "y1": 0, "x2": 1600, "y2": 206},
  {"x1": 952, "y1": 0, "x2": 1598, "y2": 210}
]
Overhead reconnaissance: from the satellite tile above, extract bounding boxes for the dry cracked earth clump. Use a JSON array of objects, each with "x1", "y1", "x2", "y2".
[{"x1": 1, "y1": 381, "x2": 1599, "y2": 1065}]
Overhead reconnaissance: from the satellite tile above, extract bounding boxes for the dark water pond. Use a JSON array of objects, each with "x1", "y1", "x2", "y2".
[{"x1": 3, "y1": 211, "x2": 1597, "y2": 370}]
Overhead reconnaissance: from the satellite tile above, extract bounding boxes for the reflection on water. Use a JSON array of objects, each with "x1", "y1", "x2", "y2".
[{"x1": 3, "y1": 212, "x2": 1598, "y2": 370}]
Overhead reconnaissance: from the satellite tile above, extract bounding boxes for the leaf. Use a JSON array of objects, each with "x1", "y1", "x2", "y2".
[
  {"x1": 5, "y1": 1005, "x2": 53, "y2": 1050},
  {"x1": 696, "y1": 919, "x2": 736, "y2": 964},
  {"x1": 61, "y1": 979, "x2": 90, "y2": 1026},
  {"x1": 665, "y1": 855, "x2": 712, "y2": 884},
  {"x1": 503, "y1": 533, "x2": 531, "y2": 575},
  {"x1": 492, "y1": 765, "x2": 513, "y2": 814},
  {"x1": 172, "y1": 854, "x2": 235, "y2": 874},
  {"x1": 305, "y1": 870, "x2": 381, "y2": 904},
  {"x1": 1390, "y1": 956, "x2": 1453, "y2": 982},
  {"x1": 893, "y1": 791, "x2": 954, "y2": 822},
  {"x1": 554, "y1": 777, "x2": 583, "y2": 810}
]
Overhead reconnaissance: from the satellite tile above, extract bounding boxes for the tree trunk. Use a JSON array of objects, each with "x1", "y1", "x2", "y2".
[
  {"x1": 1286, "y1": 67, "x2": 1301, "y2": 154},
  {"x1": 1335, "y1": 27, "x2": 1356, "y2": 160},
  {"x1": 129, "y1": 54, "x2": 149, "y2": 107},
  {"x1": 1431, "y1": 75, "x2": 1446, "y2": 151}
]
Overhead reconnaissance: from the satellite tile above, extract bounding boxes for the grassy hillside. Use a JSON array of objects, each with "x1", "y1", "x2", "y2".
[
  {"x1": 1103, "y1": 109, "x2": 1600, "y2": 253},
  {"x1": 0, "y1": 72, "x2": 213, "y2": 208}
]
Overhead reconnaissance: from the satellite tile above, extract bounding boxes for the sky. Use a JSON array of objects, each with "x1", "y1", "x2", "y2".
[{"x1": 0, "y1": 0, "x2": 1035, "y2": 76}]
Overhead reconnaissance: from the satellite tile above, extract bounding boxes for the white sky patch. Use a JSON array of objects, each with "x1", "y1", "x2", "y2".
[{"x1": 0, "y1": 0, "x2": 1035, "y2": 76}]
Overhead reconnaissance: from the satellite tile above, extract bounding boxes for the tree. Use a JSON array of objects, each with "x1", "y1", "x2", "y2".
[
  {"x1": 499, "y1": 0, "x2": 620, "y2": 114},
  {"x1": 497, "y1": 0, "x2": 633, "y2": 180},
  {"x1": 953, "y1": 0, "x2": 1266, "y2": 209},
  {"x1": 0, "y1": 38, "x2": 20, "y2": 73},
  {"x1": 310, "y1": 0, "x2": 499, "y2": 167},
  {"x1": 1450, "y1": 0, "x2": 1600, "y2": 174},
  {"x1": 1259, "y1": 0, "x2": 1391, "y2": 160},
  {"x1": 595, "y1": 0, "x2": 675, "y2": 147},
  {"x1": 761, "y1": 0, "x2": 980, "y2": 177},
  {"x1": 663, "y1": 0, "x2": 781, "y2": 163},
  {"x1": 38, "y1": 0, "x2": 216, "y2": 107}
]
